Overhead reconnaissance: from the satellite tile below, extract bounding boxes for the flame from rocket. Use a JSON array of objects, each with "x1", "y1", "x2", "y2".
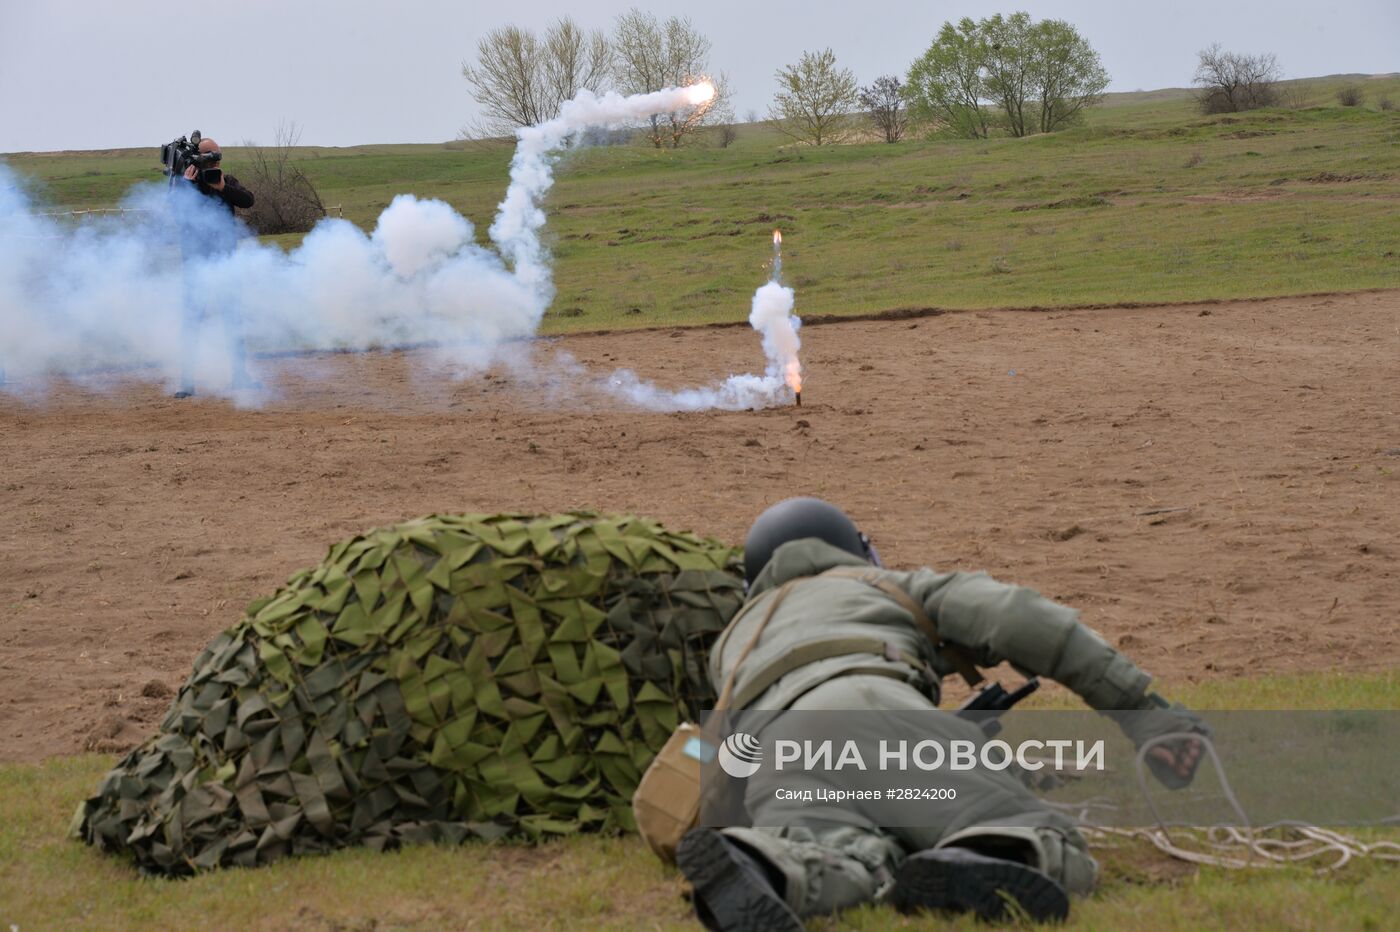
[{"x1": 767, "y1": 229, "x2": 801, "y2": 397}]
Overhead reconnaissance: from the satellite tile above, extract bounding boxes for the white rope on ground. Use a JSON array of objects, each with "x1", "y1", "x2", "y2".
[
  {"x1": 1070, "y1": 732, "x2": 1400, "y2": 871},
  {"x1": 1085, "y1": 822, "x2": 1400, "y2": 871},
  {"x1": 36, "y1": 207, "x2": 154, "y2": 217},
  {"x1": 4, "y1": 205, "x2": 168, "y2": 240},
  {"x1": 31, "y1": 205, "x2": 345, "y2": 218},
  {"x1": 6, "y1": 205, "x2": 340, "y2": 238}
]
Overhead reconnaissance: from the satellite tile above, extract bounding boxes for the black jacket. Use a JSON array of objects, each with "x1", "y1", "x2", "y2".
[{"x1": 191, "y1": 174, "x2": 255, "y2": 212}]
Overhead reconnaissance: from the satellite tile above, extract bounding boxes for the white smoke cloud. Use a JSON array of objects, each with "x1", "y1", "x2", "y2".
[
  {"x1": 371, "y1": 195, "x2": 473, "y2": 279},
  {"x1": 0, "y1": 82, "x2": 801, "y2": 409},
  {"x1": 601, "y1": 280, "x2": 802, "y2": 411},
  {"x1": 601, "y1": 370, "x2": 782, "y2": 412},
  {"x1": 749, "y1": 280, "x2": 802, "y2": 392},
  {"x1": 0, "y1": 175, "x2": 537, "y2": 397}
]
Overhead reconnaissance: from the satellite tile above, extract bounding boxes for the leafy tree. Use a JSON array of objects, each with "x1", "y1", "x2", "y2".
[
  {"x1": 981, "y1": 12, "x2": 1035, "y2": 136},
  {"x1": 769, "y1": 48, "x2": 859, "y2": 146},
  {"x1": 906, "y1": 12, "x2": 1108, "y2": 138},
  {"x1": 906, "y1": 18, "x2": 993, "y2": 138},
  {"x1": 1025, "y1": 18, "x2": 1109, "y2": 132},
  {"x1": 859, "y1": 76, "x2": 909, "y2": 143}
]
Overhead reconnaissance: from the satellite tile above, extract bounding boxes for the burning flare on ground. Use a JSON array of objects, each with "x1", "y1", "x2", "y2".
[
  {"x1": 771, "y1": 229, "x2": 801, "y2": 403},
  {"x1": 762, "y1": 228, "x2": 802, "y2": 406},
  {"x1": 601, "y1": 226, "x2": 804, "y2": 412}
]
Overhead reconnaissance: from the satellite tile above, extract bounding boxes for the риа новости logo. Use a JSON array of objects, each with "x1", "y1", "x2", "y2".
[{"x1": 717, "y1": 732, "x2": 763, "y2": 778}]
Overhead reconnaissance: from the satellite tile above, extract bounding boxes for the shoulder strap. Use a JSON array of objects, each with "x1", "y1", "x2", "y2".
[
  {"x1": 820, "y1": 566, "x2": 985, "y2": 687},
  {"x1": 710, "y1": 585, "x2": 767, "y2": 674},
  {"x1": 714, "y1": 581, "x2": 799, "y2": 711}
]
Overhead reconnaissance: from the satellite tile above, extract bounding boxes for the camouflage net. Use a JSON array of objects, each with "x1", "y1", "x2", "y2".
[{"x1": 74, "y1": 512, "x2": 745, "y2": 874}]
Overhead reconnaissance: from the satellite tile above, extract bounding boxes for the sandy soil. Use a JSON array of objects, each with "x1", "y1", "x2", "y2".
[{"x1": 2, "y1": 291, "x2": 1398, "y2": 763}]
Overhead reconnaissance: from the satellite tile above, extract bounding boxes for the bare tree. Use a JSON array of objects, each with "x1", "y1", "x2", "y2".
[
  {"x1": 462, "y1": 18, "x2": 610, "y2": 137},
  {"x1": 612, "y1": 9, "x2": 729, "y2": 148},
  {"x1": 240, "y1": 122, "x2": 325, "y2": 235},
  {"x1": 859, "y1": 76, "x2": 908, "y2": 143},
  {"x1": 544, "y1": 18, "x2": 612, "y2": 106},
  {"x1": 463, "y1": 26, "x2": 546, "y2": 134},
  {"x1": 769, "y1": 48, "x2": 859, "y2": 146},
  {"x1": 717, "y1": 123, "x2": 739, "y2": 147},
  {"x1": 1193, "y1": 44, "x2": 1281, "y2": 114}
]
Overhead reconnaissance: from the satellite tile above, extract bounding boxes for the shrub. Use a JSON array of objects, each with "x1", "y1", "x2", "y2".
[
  {"x1": 241, "y1": 123, "x2": 326, "y2": 235},
  {"x1": 1336, "y1": 84, "x2": 1365, "y2": 108}
]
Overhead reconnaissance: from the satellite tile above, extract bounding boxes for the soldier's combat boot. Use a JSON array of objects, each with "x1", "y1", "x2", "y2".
[
  {"x1": 891, "y1": 847, "x2": 1070, "y2": 923},
  {"x1": 677, "y1": 829, "x2": 804, "y2": 932}
]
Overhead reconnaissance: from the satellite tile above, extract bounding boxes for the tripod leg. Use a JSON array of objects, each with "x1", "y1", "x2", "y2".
[{"x1": 175, "y1": 284, "x2": 197, "y2": 398}]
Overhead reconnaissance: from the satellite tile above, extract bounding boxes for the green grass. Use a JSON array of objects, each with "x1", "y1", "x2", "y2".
[
  {"x1": 3, "y1": 673, "x2": 1396, "y2": 929},
  {"x1": 4, "y1": 75, "x2": 1398, "y2": 334}
]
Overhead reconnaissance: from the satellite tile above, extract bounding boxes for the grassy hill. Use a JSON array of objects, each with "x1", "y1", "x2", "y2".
[{"x1": 4, "y1": 74, "x2": 1398, "y2": 332}]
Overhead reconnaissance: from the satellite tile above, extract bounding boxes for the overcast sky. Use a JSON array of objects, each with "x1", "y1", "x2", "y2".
[{"x1": 1, "y1": 0, "x2": 1395, "y2": 153}]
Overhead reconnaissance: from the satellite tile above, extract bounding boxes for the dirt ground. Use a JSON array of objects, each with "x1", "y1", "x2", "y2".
[{"x1": 2, "y1": 291, "x2": 1398, "y2": 763}]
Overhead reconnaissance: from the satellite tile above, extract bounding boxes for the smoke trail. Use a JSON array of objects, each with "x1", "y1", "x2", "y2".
[
  {"x1": 601, "y1": 228, "x2": 802, "y2": 412},
  {"x1": 490, "y1": 83, "x2": 715, "y2": 302},
  {"x1": 0, "y1": 80, "x2": 808, "y2": 410},
  {"x1": 601, "y1": 279, "x2": 802, "y2": 411}
]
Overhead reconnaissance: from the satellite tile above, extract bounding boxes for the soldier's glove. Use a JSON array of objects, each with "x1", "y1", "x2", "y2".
[{"x1": 1106, "y1": 693, "x2": 1212, "y2": 790}]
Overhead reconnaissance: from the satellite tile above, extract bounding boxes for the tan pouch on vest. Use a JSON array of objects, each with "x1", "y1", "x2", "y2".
[
  {"x1": 632, "y1": 722, "x2": 715, "y2": 863},
  {"x1": 632, "y1": 582, "x2": 798, "y2": 864}
]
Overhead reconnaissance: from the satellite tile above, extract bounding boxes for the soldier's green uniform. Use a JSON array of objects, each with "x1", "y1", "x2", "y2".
[{"x1": 707, "y1": 537, "x2": 1136, "y2": 915}]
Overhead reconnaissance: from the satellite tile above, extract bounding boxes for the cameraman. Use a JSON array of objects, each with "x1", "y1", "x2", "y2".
[
  {"x1": 171, "y1": 135, "x2": 257, "y2": 396},
  {"x1": 180, "y1": 137, "x2": 254, "y2": 212}
]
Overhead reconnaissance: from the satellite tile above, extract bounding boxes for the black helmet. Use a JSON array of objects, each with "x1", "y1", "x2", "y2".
[{"x1": 743, "y1": 497, "x2": 876, "y2": 584}]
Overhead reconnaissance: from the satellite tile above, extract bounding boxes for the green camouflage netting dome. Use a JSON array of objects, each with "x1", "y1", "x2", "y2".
[{"x1": 74, "y1": 512, "x2": 745, "y2": 874}]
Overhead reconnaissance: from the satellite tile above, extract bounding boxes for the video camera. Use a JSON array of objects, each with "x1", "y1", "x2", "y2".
[{"x1": 160, "y1": 130, "x2": 222, "y2": 186}]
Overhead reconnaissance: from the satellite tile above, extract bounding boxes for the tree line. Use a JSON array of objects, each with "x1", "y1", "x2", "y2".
[
  {"x1": 463, "y1": 9, "x2": 1330, "y2": 148},
  {"x1": 462, "y1": 9, "x2": 1114, "y2": 147}
]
